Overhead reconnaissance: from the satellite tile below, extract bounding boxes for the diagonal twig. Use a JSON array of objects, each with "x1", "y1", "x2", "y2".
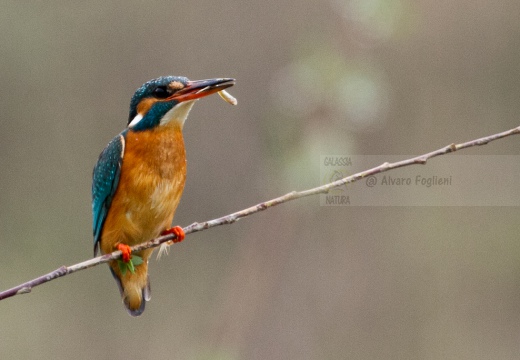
[{"x1": 1, "y1": 125, "x2": 519, "y2": 301}]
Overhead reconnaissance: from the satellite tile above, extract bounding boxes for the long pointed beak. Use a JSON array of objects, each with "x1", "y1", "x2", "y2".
[{"x1": 170, "y1": 78, "x2": 235, "y2": 103}]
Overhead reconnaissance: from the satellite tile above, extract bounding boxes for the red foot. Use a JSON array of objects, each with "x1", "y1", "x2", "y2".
[
  {"x1": 161, "y1": 226, "x2": 185, "y2": 243},
  {"x1": 117, "y1": 243, "x2": 132, "y2": 263}
]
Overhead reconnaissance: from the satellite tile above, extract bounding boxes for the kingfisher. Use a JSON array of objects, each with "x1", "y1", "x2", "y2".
[{"x1": 92, "y1": 76, "x2": 235, "y2": 316}]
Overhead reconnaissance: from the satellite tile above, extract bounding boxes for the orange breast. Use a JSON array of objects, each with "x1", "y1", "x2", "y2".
[{"x1": 100, "y1": 124, "x2": 186, "y2": 255}]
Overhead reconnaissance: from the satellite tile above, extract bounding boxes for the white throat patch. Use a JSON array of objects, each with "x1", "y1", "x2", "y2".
[
  {"x1": 159, "y1": 100, "x2": 196, "y2": 128},
  {"x1": 127, "y1": 100, "x2": 196, "y2": 129},
  {"x1": 128, "y1": 114, "x2": 143, "y2": 128}
]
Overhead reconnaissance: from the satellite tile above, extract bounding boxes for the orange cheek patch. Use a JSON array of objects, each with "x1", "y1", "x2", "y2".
[{"x1": 137, "y1": 98, "x2": 157, "y2": 116}]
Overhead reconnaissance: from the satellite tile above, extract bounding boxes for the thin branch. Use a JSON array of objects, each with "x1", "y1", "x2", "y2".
[{"x1": 1, "y1": 125, "x2": 519, "y2": 301}]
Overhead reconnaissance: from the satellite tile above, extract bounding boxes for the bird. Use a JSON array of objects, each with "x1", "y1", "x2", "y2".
[{"x1": 92, "y1": 76, "x2": 235, "y2": 316}]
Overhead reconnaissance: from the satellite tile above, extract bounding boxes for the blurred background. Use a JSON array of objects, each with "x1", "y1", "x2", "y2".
[{"x1": 1, "y1": 1, "x2": 520, "y2": 359}]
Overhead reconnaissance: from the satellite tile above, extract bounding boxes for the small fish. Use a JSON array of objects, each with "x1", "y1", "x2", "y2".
[{"x1": 218, "y1": 90, "x2": 237, "y2": 105}]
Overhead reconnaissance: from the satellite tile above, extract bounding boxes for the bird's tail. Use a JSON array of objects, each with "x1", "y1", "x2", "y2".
[{"x1": 109, "y1": 257, "x2": 151, "y2": 316}]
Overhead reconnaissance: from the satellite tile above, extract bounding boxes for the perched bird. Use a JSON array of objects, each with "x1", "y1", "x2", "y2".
[{"x1": 92, "y1": 76, "x2": 235, "y2": 316}]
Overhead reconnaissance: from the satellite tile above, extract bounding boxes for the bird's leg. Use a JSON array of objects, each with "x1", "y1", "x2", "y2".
[
  {"x1": 161, "y1": 226, "x2": 185, "y2": 243},
  {"x1": 117, "y1": 243, "x2": 132, "y2": 263}
]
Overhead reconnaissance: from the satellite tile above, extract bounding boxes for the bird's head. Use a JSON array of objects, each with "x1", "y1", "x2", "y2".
[{"x1": 127, "y1": 76, "x2": 235, "y2": 131}]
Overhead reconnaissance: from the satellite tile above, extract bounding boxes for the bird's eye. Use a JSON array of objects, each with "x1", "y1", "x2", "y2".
[{"x1": 153, "y1": 86, "x2": 170, "y2": 98}]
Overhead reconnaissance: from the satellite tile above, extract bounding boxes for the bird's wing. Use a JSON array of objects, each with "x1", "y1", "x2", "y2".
[{"x1": 92, "y1": 132, "x2": 126, "y2": 256}]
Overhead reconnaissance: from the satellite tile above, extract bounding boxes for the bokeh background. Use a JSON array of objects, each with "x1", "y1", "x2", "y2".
[{"x1": 2, "y1": 1, "x2": 520, "y2": 359}]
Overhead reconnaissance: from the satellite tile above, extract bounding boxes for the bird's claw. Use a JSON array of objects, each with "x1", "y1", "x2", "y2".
[
  {"x1": 161, "y1": 226, "x2": 185, "y2": 243},
  {"x1": 117, "y1": 243, "x2": 132, "y2": 263}
]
